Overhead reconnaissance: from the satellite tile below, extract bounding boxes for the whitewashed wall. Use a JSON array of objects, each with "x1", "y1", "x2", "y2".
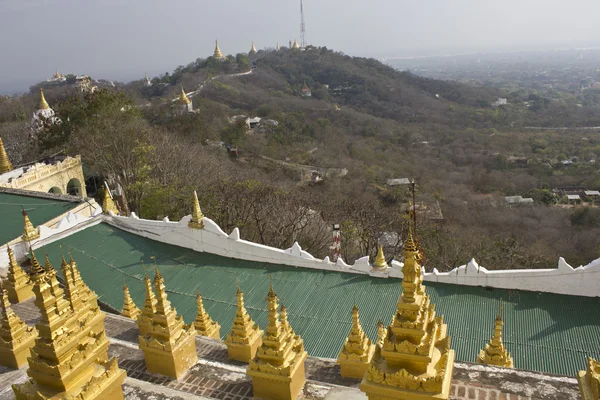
[{"x1": 2, "y1": 210, "x2": 599, "y2": 297}]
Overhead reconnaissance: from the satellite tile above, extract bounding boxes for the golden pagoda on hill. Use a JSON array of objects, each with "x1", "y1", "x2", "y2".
[
  {"x1": 138, "y1": 268, "x2": 197, "y2": 379},
  {"x1": 337, "y1": 304, "x2": 375, "y2": 378},
  {"x1": 137, "y1": 273, "x2": 157, "y2": 336},
  {"x1": 12, "y1": 251, "x2": 126, "y2": 399},
  {"x1": 121, "y1": 283, "x2": 140, "y2": 320},
  {"x1": 3, "y1": 246, "x2": 34, "y2": 303},
  {"x1": 578, "y1": 357, "x2": 600, "y2": 400},
  {"x1": 478, "y1": 301, "x2": 513, "y2": 368},
  {"x1": 360, "y1": 228, "x2": 455, "y2": 400},
  {"x1": 194, "y1": 292, "x2": 220, "y2": 339},
  {"x1": 0, "y1": 137, "x2": 12, "y2": 174},
  {"x1": 21, "y1": 208, "x2": 40, "y2": 242},
  {"x1": 225, "y1": 286, "x2": 263, "y2": 362},
  {"x1": 292, "y1": 39, "x2": 300, "y2": 49},
  {"x1": 188, "y1": 190, "x2": 205, "y2": 229},
  {"x1": 250, "y1": 41, "x2": 257, "y2": 54},
  {"x1": 214, "y1": 40, "x2": 225, "y2": 59},
  {"x1": 0, "y1": 283, "x2": 37, "y2": 368},
  {"x1": 247, "y1": 284, "x2": 308, "y2": 400}
]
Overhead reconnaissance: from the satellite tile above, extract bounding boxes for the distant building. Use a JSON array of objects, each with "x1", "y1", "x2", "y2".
[
  {"x1": 505, "y1": 196, "x2": 534, "y2": 206},
  {"x1": 246, "y1": 117, "x2": 261, "y2": 129},
  {"x1": 301, "y1": 82, "x2": 311, "y2": 98},
  {"x1": 386, "y1": 178, "x2": 410, "y2": 187},
  {"x1": 492, "y1": 98, "x2": 508, "y2": 108},
  {"x1": 75, "y1": 75, "x2": 96, "y2": 93},
  {"x1": 47, "y1": 70, "x2": 66, "y2": 83},
  {"x1": 144, "y1": 73, "x2": 152, "y2": 87},
  {"x1": 566, "y1": 194, "x2": 582, "y2": 204}
]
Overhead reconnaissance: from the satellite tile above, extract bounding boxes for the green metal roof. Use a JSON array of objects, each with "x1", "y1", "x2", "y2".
[
  {"x1": 37, "y1": 223, "x2": 600, "y2": 376},
  {"x1": 0, "y1": 192, "x2": 79, "y2": 245}
]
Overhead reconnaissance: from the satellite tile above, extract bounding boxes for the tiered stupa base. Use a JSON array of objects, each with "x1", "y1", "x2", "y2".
[
  {"x1": 13, "y1": 359, "x2": 126, "y2": 400},
  {"x1": 360, "y1": 350, "x2": 455, "y2": 400},
  {"x1": 0, "y1": 335, "x2": 36, "y2": 369},
  {"x1": 577, "y1": 370, "x2": 598, "y2": 400},
  {"x1": 227, "y1": 336, "x2": 262, "y2": 363},
  {"x1": 339, "y1": 348, "x2": 375, "y2": 379},
  {"x1": 248, "y1": 354, "x2": 307, "y2": 400},
  {"x1": 5, "y1": 284, "x2": 34, "y2": 304},
  {"x1": 140, "y1": 332, "x2": 198, "y2": 379}
]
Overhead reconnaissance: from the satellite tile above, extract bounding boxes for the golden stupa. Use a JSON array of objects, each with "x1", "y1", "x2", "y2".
[
  {"x1": 137, "y1": 273, "x2": 157, "y2": 336},
  {"x1": 247, "y1": 284, "x2": 308, "y2": 400},
  {"x1": 578, "y1": 357, "x2": 600, "y2": 400},
  {"x1": 0, "y1": 137, "x2": 13, "y2": 174},
  {"x1": 337, "y1": 304, "x2": 376, "y2": 379},
  {"x1": 39, "y1": 88, "x2": 50, "y2": 110},
  {"x1": 360, "y1": 228, "x2": 455, "y2": 400},
  {"x1": 138, "y1": 268, "x2": 198, "y2": 379},
  {"x1": 194, "y1": 292, "x2": 221, "y2": 339},
  {"x1": 21, "y1": 208, "x2": 40, "y2": 242},
  {"x1": 188, "y1": 190, "x2": 205, "y2": 229},
  {"x1": 12, "y1": 251, "x2": 126, "y2": 399},
  {"x1": 179, "y1": 87, "x2": 191, "y2": 105},
  {"x1": 0, "y1": 282, "x2": 37, "y2": 368},
  {"x1": 250, "y1": 41, "x2": 257, "y2": 54},
  {"x1": 292, "y1": 39, "x2": 300, "y2": 49},
  {"x1": 121, "y1": 283, "x2": 141, "y2": 320},
  {"x1": 214, "y1": 40, "x2": 225, "y2": 59},
  {"x1": 224, "y1": 286, "x2": 263, "y2": 362},
  {"x1": 3, "y1": 246, "x2": 34, "y2": 303},
  {"x1": 373, "y1": 244, "x2": 389, "y2": 269},
  {"x1": 478, "y1": 300, "x2": 513, "y2": 368}
]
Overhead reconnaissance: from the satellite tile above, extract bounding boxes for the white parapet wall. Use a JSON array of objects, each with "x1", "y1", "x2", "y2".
[{"x1": 1, "y1": 211, "x2": 599, "y2": 297}]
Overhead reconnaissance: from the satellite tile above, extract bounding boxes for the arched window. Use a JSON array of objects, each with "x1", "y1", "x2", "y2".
[
  {"x1": 66, "y1": 178, "x2": 82, "y2": 196},
  {"x1": 48, "y1": 186, "x2": 62, "y2": 195}
]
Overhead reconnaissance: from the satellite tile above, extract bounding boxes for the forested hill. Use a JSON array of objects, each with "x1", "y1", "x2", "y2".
[{"x1": 125, "y1": 46, "x2": 502, "y2": 127}]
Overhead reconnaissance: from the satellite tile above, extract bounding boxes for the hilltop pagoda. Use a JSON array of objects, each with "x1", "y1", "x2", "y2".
[
  {"x1": 250, "y1": 41, "x2": 257, "y2": 54},
  {"x1": 578, "y1": 357, "x2": 600, "y2": 400},
  {"x1": 214, "y1": 40, "x2": 225, "y2": 60},
  {"x1": 12, "y1": 251, "x2": 126, "y2": 399},
  {"x1": 138, "y1": 268, "x2": 197, "y2": 379},
  {"x1": 337, "y1": 304, "x2": 376, "y2": 378},
  {"x1": 478, "y1": 301, "x2": 513, "y2": 368},
  {"x1": 178, "y1": 87, "x2": 193, "y2": 114},
  {"x1": 247, "y1": 284, "x2": 308, "y2": 400},
  {"x1": 224, "y1": 286, "x2": 263, "y2": 362},
  {"x1": 360, "y1": 228, "x2": 455, "y2": 400},
  {"x1": 0, "y1": 137, "x2": 12, "y2": 174},
  {"x1": 3, "y1": 246, "x2": 34, "y2": 303},
  {"x1": 0, "y1": 283, "x2": 37, "y2": 368},
  {"x1": 194, "y1": 292, "x2": 220, "y2": 339}
]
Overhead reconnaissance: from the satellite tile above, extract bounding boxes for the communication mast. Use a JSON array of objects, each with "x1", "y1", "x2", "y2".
[{"x1": 300, "y1": 0, "x2": 307, "y2": 48}]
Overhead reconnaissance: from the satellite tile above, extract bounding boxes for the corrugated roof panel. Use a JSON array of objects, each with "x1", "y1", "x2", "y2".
[{"x1": 37, "y1": 222, "x2": 600, "y2": 377}]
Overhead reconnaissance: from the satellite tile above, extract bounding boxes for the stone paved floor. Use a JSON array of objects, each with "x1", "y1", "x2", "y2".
[{"x1": 1, "y1": 299, "x2": 581, "y2": 400}]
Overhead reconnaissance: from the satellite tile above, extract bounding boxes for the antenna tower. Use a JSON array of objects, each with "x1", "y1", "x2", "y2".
[{"x1": 300, "y1": 0, "x2": 307, "y2": 48}]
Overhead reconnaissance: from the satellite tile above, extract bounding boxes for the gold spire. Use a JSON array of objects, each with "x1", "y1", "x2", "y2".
[
  {"x1": 373, "y1": 244, "x2": 388, "y2": 269},
  {"x1": 337, "y1": 304, "x2": 375, "y2": 378},
  {"x1": 214, "y1": 40, "x2": 224, "y2": 58},
  {"x1": 137, "y1": 273, "x2": 157, "y2": 336},
  {"x1": 3, "y1": 246, "x2": 34, "y2": 303},
  {"x1": 247, "y1": 284, "x2": 308, "y2": 400},
  {"x1": 102, "y1": 183, "x2": 119, "y2": 215},
  {"x1": 0, "y1": 137, "x2": 13, "y2": 174},
  {"x1": 280, "y1": 304, "x2": 293, "y2": 336},
  {"x1": 0, "y1": 282, "x2": 37, "y2": 368},
  {"x1": 276, "y1": 41, "x2": 280, "y2": 51},
  {"x1": 188, "y1": 190, "x2": 205, "y2": 229},
  {"x1": 39, "y1": 88, "x2": 50, "y2": 110},
  {"x1": 250, "y1": 41, "x2": 257, "y2": 54},
  {"x1": 138, "y1": 268, "x2": 198, "y2": 378},
  {"x1": 292, "y1": 39, "x2": 300, "y2": 49},
  {"x1": 478, "y1": 300, "x2": 513, "y2": 368},
  {"x1": 194, "y1": 292, "x2": 221, "y2": 339},
  {"x1": 28, "y1": 250, "x2": 45, "y2": 277},
  {"x1": 21, "y1": 208, "x2": 40, "y2": 242},
  {"x1": 121, "y1": 283, "x2": 140, "y2": 320},
  {"x1": 179, "y1": 86, "x2": 191, "y2": 105},
  {"x1": 224, "y1": 285, "x2": 263, "y2": 362},
  {"x1": 360, "y1": 227, "x2": 454, "y2": 400}
]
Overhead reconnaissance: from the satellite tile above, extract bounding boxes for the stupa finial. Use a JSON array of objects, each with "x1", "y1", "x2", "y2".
[
  {"x1": 188, "y1": 190, "x2": 205, "y2": 229},
  {"x1": 39, "y1": 88, "x2": 50, "y2": 110},
  {"x1": 0, "y1": 137, "x2": 13, "y2": 174}
]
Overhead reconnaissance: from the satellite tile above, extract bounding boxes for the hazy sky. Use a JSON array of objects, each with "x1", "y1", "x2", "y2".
[{"x1": 1, "y1": 0, "x2": 600, "y2": 93}]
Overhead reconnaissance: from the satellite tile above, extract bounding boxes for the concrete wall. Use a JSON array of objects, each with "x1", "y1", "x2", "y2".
[{"x1": 2, "y1": 211, "x2": 599, "y2": 297}]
